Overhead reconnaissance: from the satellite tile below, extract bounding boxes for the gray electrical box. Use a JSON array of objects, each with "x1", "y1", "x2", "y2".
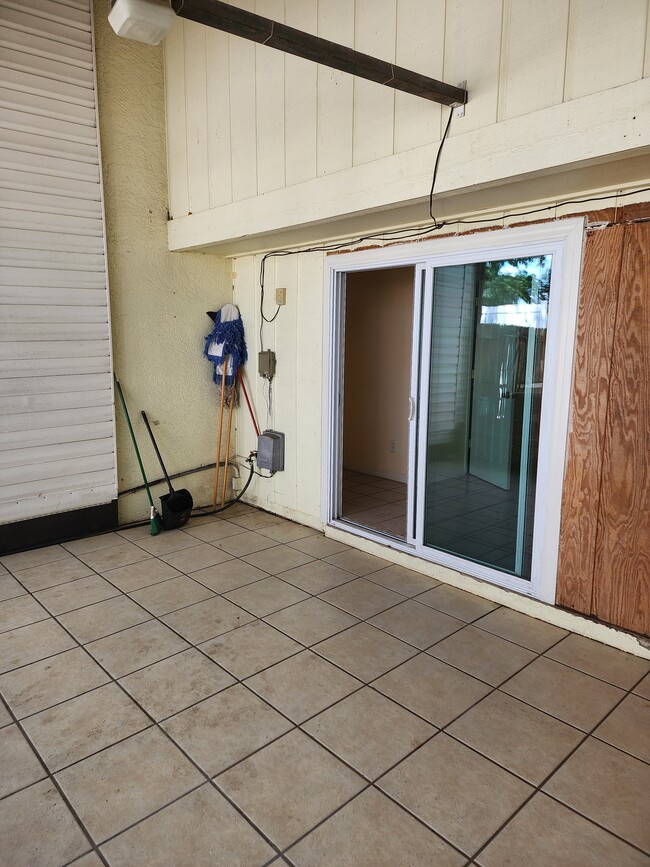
[
  {"x1": 257, "y1": 430, "x2": 284, "y2": 472},
  {"x1": 258, "y1": 350, "x2": 276, "y2": 380}
]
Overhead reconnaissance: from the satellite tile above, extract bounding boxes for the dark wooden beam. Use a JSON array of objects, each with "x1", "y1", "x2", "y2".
[{"x1": 170, "y1": 0, "x2": 467, "y2": 107}]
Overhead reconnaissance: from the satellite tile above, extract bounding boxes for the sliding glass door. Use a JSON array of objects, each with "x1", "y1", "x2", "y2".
[
  {"x1": 328, "y1": 219, "x2": 583, "y2": 601},
  {"x1": 416, "y1": 256, "x2": 551, "y2": 583}
]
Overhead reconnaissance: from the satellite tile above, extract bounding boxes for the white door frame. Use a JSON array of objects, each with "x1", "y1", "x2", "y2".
[{"x1": 323, "y1": 218, "x2": 585, "y2": 602}]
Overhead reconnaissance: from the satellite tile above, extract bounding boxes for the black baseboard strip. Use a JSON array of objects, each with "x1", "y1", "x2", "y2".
[{"x1": 0, "y1": 500, "x2": 119, "y2": 556}]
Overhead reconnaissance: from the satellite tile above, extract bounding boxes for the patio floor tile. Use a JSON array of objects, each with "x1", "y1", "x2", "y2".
[
  {"x1": 279, "y1": 560, "x2": 357, "y2": 595},
  {"x1": 62, "y1": 533, "x2": 124, "y2": 555},
  {"x1": 1, "y1": 544, "x2": 70, "y2": 573},
  {"x1": 242, "y1": 544, "x2": 315, "y2": 574},
  {"x1": 183, "y1": 519, "x2": 247, "y2": 542},
  {"x1": 428, "y1": 625, "x2": 536, "y2": 685},
  {"x1": 227, "y1": 511, "x2": 285, "y2": 531},
  {"x1": 0, "y1": 724, "x2": 46, "y2": 798},
  {"x1": 131, "y1": 529, "x2": 202, "y2": 556},
  {"x1": 286, "y1": 787, "x2": 464, "y2": 867},
  {"x1": 476, "y1": 792, "x2": 645, "y2": 867},
  {"x1": 159, "y1": 542, "x2": 232, "y2": 573},
  {"x1": 213, "y1": 530, "x2": 280, "y2": 557},
  {"x1": 21, "y1": 682, "x2": 150, "y2": 771},
  {"x1": 0, "y1": 780, "x2": 90, "y2": 866},
  {"x1": 543, "y1": 738, "x2": 650, "y2": 853},
  {"x1": 0, "y1": 574, "x2": 27, "y2": 602},
  {"x1": 0, "y1": 618, "x2": 75, "y2": 673},
  {"x1": 256, "y1": 521, "x2": 318, "y2": 543},
  {"x1": 320, "y1": 577, "x2": 404, "y2": 619},
  {"x1": 199, "y1": 620, "x2": 302, "y2": 679},
  {"x1": 593, "y1": 693, "x2": 650, "y2": 762},
  {"x1": 190, "y1": 559, "x2": 269, "y2": 593},
  {"x1": 545, "y1": 633, "x2": 650, "y2": 689},
  {"x1": 0, "y1": 595, "x2": 49, "y2": 634},
  {"x1": 447, "y1": 691, "x2": 583, "y2": 784},
  {"x1": 369, "y1": 599, "x2": 464, "y2": 649},
  {"x1": 502, "y1": 656, "x2": 625, "y2": 731},
  {"x1": 57, "y1": 595, "x2": 152, "y2": 644},
  {"x1": 416, "y1": 584, "x2": 499, "y2": 621},
  {"x1": 378, "y1": 733, "x2": 532, "y2": 856},
  {"x1": 85, "y1": 620, "x2": 189, "y2": 678},
  {"x1": 264, "y1": 597, "x2": 359, "y2": 646},
  {"x1": 633, "y1": 672, "x2": 650, "y2": 698},
  {"x1": 13, "y1": 557, "x2": 94, "y2": 593},
  {"x1": 162, "y1": 684, "x2": 293, "y2": 776},
  {"x1": 314, "y1": 622, "x2": 417, "y2": 682},
  {"x1": 373, "y1": 653, "x2": 491, "y2": 727},
  {"x1": 288, "y1": 535, "x2": 350, "y2": 559},
  {"x1": 161, "y1": 595, "x2": 255, "y2": 644},
  {"x1": 119, "y1": 648, "x2": 234, "y2": 720},
  {"x1": 76, "y1": 542, "x2": 151, "y2": 573},
  {"x1": 0, "y1": 647, "x2": 109, "y2": 718},
  {"x1": 33, "y1": 574, "x2": 120, "y2": 616},
  {"x1": 302, "y1": 687, "x2": 435, "y2": 780},
  {"x1": 101, "y1": 784, "x2": 275, "y2": 866},
  {"x1": 475, "y1": 607, "x2": 568, "y2": 652},
  {"x1": 56, "y1": 727, "x2": 204, "y2": 843},
  {"x1": 101, "y1": 558, "x2": 183, "y2": 592},
  {"x1": 224, "y1": 576, "x2": 310, "y2": 617},
  {"x1": 245, "y1": 650, "x2": 361, "y2": 723},
  {"x1": 217, "y1": 729, "x2": 365, "y2": 850},
  {"x1": 365, "y1": 563, "x2": 440, "y2": 597},
  {"x1": 128, "y1": 575, "x2": 214, "y2": 616},
  {"x1": 323, "y1": 549, "x2": 391, "y2": 576},
  {"x1": 1, "y1": 506, "x2": 648, "y2": 864}
]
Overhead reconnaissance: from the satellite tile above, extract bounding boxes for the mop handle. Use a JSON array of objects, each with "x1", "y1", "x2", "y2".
[
  {"x1": 141, "y1": 411, "x2": 174, "y2": 493},
  {"x1": 238, "y1": 369, "x2": 260, "y2": 437},
  {"x1": 114, "y1": 376, "x2": 155, "y2": 510}
]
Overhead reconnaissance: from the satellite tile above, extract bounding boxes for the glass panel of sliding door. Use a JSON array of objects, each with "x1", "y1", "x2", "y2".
[{"x1": 422, "y1": 255, "x2": 551, "y2": 580}]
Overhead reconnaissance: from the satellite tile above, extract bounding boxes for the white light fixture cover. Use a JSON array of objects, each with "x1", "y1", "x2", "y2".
[{"x1": 108, "y1": 0, "x2": 176, "y2": 45}]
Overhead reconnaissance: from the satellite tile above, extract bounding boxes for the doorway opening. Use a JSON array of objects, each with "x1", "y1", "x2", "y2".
[{"x1": 341, "y1": 266, "x2": 415, "y2": 540}]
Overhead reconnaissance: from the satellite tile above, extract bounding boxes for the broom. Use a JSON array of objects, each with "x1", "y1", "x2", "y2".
[{"x1": 114, "y1": 375, "x2": 162, "y2": 536}]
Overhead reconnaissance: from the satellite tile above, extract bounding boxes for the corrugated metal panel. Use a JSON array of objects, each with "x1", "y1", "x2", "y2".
[{"x1": 0, "y1": 0, "x2": 116, "y2": 527}]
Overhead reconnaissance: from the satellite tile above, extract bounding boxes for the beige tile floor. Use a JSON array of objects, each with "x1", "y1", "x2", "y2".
[{"x1": 1, "y1": 504, "x2": 649, "y2": 866}]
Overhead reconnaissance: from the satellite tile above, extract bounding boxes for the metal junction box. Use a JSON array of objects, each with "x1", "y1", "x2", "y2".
[{"x1": 257, "y1": 430, "x2": 285, "y2": 472}]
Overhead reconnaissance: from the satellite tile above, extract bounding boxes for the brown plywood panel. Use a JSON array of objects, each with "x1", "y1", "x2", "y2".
[
  {"x1": 593, "y1": 223, "x2": 650, "y2": 636},
  {"x1": 556, "y1": 225, "x2": 625, "y2": 614}
]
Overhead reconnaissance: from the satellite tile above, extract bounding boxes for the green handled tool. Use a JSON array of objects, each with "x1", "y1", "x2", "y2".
[{"x1": 114, "y1": 374, "x2": 162, "y2": 536}]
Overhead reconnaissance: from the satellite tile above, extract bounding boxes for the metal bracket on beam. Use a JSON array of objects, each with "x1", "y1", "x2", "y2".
[{"x1": 170, "y1": 0, "x2": 468, "y2": 108}]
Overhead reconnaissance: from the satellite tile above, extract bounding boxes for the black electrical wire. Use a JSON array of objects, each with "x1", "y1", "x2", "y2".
[
  {"x1": 258, "y1": 108, "x2": 456, "y2": 348},
  {"x1": 429, "y1": 105, "x2": 455, "y2": 225},
  {"x1": 190, "y1": 457, "x2": 256, "y2": 517},
  {"x1": 256, "y1": 183, "x2": 650, "y2": 346}
]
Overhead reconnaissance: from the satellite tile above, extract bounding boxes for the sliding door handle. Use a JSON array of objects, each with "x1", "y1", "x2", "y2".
[{"x1": 408, "y1": 397, "x2": 416, "y2": 421}]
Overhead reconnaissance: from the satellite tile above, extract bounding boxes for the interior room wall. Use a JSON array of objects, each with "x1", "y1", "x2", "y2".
[
  {"x1": 343, "y1": 267, "x2": 414, "y2": 480},
  {"x1": 93, "y1": 1, "x2": 231, "y2": 523}
]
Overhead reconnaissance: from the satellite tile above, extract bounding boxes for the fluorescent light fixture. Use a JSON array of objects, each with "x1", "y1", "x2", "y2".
[{"x1": 108, "y1": 0, "x2": 176, "y2": 45}]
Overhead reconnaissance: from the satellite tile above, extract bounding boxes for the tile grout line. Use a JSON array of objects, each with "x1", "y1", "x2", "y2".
[
  {"x1": 7, "y1": 585, "x2": 288, "y2": 863},
  {"x1": 2, "y1": 523, "x2": 648, "y2": 861},
  {"x1": 465, "y1": 661, "x2": 650, "y2": 864},
  {"x1": 0, "y1": 691, "x2": 110, "y2": 867}
]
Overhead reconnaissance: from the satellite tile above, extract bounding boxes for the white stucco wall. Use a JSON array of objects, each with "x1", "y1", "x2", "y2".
[{"x1": 93, "y1": 0, "x2": 231, "y2": 523}]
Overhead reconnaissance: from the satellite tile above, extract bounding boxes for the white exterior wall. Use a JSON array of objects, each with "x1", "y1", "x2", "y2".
[
  {"x1": 165, "y1": 0, "x2": 650, "y2": 252},
  {"x1": 0, "y1": 0, "x2": 117, "y2": 525},
  {"x1": 234, "y1": 251, "x2": 324, "y2": 525}
]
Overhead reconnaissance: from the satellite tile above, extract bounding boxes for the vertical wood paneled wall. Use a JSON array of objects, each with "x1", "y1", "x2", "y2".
[
  {"x1": 164, "y1": 0, "x2": 650, "y2": 220},
  {"x1": 557, "y1": 221, "x2": 650, "y2": 636}
]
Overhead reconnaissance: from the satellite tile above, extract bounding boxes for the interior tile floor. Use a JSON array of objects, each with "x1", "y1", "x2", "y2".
[
  {"x1": 342, "y1": 470, "x2": 408, "y2": 539},
  {"x1": 1, "y1": 504, "x2": 649, "y2": 866}
]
